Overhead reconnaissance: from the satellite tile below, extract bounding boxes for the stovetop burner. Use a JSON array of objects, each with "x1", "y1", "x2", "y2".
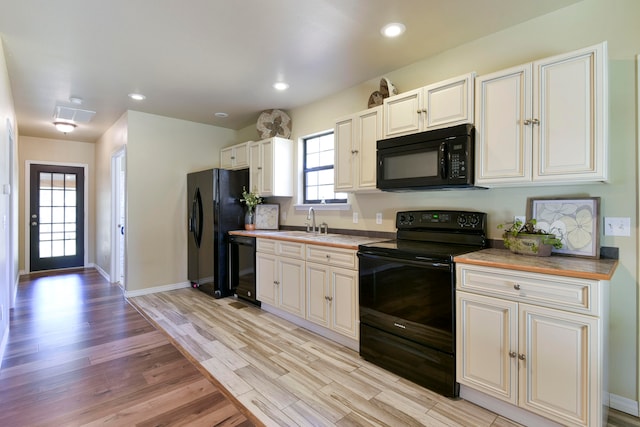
[{"x1": 358, "y1": 210, "x2": 488, "y2": 262}]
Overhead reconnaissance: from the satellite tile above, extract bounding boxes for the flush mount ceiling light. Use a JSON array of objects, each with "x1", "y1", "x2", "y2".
[
  {"x1": 273, "y1": 82, "x2": 289, "y2": 91},
  {"x1": 53, "y1": 121, "x2": 77, "y2": 133},
  {"x1": 214, "y1": 112, "x2": 229, "y2": 118},
  {"x1": 381, "y1": 22, "x2": 406, "y2": 38},
  {"x1": 128, "y1": 93, "x2": 146, "y2": 101}
]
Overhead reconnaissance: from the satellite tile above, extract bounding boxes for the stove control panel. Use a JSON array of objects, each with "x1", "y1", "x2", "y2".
[{"x1": 396, "y1": 210, "x2": 487, "y2": 231}]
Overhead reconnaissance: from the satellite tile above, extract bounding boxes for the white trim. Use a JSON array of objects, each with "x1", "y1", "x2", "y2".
[
  {"x1": 124, "y1": 281, "x2": 192, "y2": 298},
  {"x1": 92, "y1": 262, "x2": 110, "y2": 282},
  {"x1": 610, "y1": 393, "x2": 640, "y2": 417},
  {"x1": 0, "y1": 322, "x2": 8, "y2": 369},
  {"x1": 24, "y1": 161, "x2": 89, "y2": 272},
  {"x1": 110, "y1": 147, "x2": 126, "y2": 290},
  {"x1": 294, "y1": 203, "x2": 351, "y2": 211}
]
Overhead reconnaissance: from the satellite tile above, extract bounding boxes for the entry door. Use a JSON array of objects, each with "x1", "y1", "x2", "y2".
[{"x1": 29, "y1": 164, "x2": 85, "y2": 271}]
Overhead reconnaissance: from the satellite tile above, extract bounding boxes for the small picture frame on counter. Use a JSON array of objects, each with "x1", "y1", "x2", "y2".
[
  {"x1": 255, "y1": 204, "x2": 279, "y2": 230},
  {"x1": 527, "y1": 196, "x2": 600, "y2": 258}
]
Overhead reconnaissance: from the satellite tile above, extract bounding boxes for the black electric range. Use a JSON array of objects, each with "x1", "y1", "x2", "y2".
[{"x1": 357, "y1": 210, "x2": 488, "y2": 398}]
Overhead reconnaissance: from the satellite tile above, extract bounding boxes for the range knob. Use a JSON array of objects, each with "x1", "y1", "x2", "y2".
[{"x1": 457, "y1": 215, "x2": 467, "y2": 226}]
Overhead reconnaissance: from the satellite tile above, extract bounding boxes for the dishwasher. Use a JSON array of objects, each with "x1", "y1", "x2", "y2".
[{"x1": 228, "y1": 234, "x2": 259, "y2": 305}]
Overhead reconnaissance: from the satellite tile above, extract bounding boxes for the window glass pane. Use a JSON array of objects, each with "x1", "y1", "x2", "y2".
[
  {"x1": 65, "y1": 173, "x2": 76, "y2": 189},
  {"x1": 318, "y1": 169, "x2": 334, "y2": 185},
  {"x1": 65, "y1": 189, "x2": 76, "y2": 206},
  {"x1": 40, "y1": 190, "x2": 51, "y2": 206},
  {"x1": 319, "y1": 150, "x2": 333, "y2": 167},
  {"x1": 307, "y1": 138, "x2": 319, "y2": 153},
  {"x1": 65, "y1": 240, "x2": 76, "y2": 256},
  {"x1": 39, "y1": 232, "x2": 51, "y2": 242},
  {"x1": 319, "y1": 134, "x2": 334, "y2": 151},
  {"x1": 306, "y1": 187, "x2": 318, "y2": 201},
  {"x1": 40, "y1": 207, "x2": 52, "y2": 223},
  {"x1": 306, "y1": 171, "x2": 318, "y2": 186},
  {"x1": 52, "y1": 207, "x2": 65, "y2": 223},
  {"x1": 66, "y1": 223, "x2": 76, "y2": 232},
  {"x1": 52, "y1": 189, "x2": 64, "y2": 206},
  {"x1": 40, "y1": 241, "x2": 51, "y2": 258},
  {"x1": 40, "y1": 224, "x2": 51, "y2": 233},
  {"x1": 52, "y1": 173, "x2": 65, "y2": 190},
  {"x1": 52, "y1": 223, "x2": 64, "y2": 233},
  {"x1": 51, "y1": 240, "x2": 64, "y2": 257},
  {"x1": 65, "y1": 207, "x2": 76, "y2": 223},
  {"x1": 306, "y1": 152, "x2": 319, "y2": 168},
  {"x1": 65, "y1": 232, "x2": 76, "y2": 240},
  {"x1": 40, "y1": 172, "x2": 52, "y2": 189},
  {"x1": 318, "y1": 185, "x2": 335, "y2": 201},
  {"x1": 52, "y1": 232, "x2": 64, "y2": 241}
]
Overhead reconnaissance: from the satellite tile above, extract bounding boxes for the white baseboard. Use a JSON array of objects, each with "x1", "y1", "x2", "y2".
[
  {"x1": 124, "y1": 281, "x2": 192, "y2": 298},
  {"x1": 0, "y1": 322, "x2": 9, "y2": 369},
  {"x1": 610, "y1": 393, "x2": 639, "y2": 417},
  {"x1": 92, "y1": 263, "x2": 109, "y2": 282}
]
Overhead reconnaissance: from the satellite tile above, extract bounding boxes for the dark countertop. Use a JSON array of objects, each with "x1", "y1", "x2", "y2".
[{"x1": 454, "y1": 248, "x2": 618, "y2": 281}]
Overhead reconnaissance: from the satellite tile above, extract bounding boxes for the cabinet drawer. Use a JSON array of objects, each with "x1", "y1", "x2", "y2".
[
  {"x1": 456, "y1": 264, "x2": 600, "y2": 316},
  {"x1": 277, "y1": 241, "x2": 305, "y2": 259},
  {"x1": 306, "y1": 245, "x2": 356, "y2": 269},
  {"x1": 257, "y1": 238, "x2": 277, "y2": 254}
]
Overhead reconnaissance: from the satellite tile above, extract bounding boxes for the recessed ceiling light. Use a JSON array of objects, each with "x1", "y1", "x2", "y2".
[
  {"x1": 273, "y1": 82, "x2": 289, "y2": 91},
  {"x1": 128, "y1": 93, "x2": 146, "y2": 101},
  {"x1": 214, "y1": 112, "x2": 229, "y2": 118},
  {"x1": 381, "y1": 22, "x2": 406, "y2": 38}
]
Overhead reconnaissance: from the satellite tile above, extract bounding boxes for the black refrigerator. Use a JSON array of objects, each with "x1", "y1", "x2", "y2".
[{"x1": 187, "y1": 168, "x2": 249, "y2": 298}]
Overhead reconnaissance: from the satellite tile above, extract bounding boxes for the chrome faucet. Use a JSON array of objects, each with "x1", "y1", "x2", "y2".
[{"x1": 307, "y1": 207, "x2": 316, "y2": 233}]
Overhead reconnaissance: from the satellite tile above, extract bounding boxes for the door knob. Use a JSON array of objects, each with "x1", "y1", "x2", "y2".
[{"x1": 31, "y1": 221, "x2": 38, "y2": 226}]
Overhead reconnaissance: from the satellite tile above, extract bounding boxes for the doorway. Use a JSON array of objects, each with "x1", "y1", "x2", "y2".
[
  {"x1": 111, "y1": 148, "x2": 126, "y2": 289},
  {"x1": 28, "y1": 164, "x2": 85, "y2": 272}
]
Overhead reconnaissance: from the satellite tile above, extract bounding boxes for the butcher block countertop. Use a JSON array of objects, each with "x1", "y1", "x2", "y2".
[
  {"x1": 454, "y1": 248, "x2": 618, "y2": 281},
  {"x1": 228, "y1": 229, "x2": 388, "y2": 250}
]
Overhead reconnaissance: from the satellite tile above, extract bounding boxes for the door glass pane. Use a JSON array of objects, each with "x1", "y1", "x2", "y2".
[
  {"x1": 40, "y1": 172, "x2": 51, "y2": 188},
  {"x1": 52, "y1": 207, "x2": 64, "y2": 222},
  {"x1": 52, "y1": 173, "x2": 65, "y2": 189},
  {"x1": 51, "y1": 240, "x2": 64, "y2": 257},
  {"x1": 52, "y1": 189, "x2": 64, "y2": 205},
  {"x1": 65, "y1": 189, "x2": 76, "y2": 206},
  {"x1": 65, "y1": 240, "x2": 76, "y2": 256},
  {"x1": 40, "y1": 207, "x2": 51, "y2": 223},
  {"x1": 40, "y1": 241, "x2": 51, "y2": 258},
  {"x1": 65, "y1": 207, "x2": 76, "y2": 223}
]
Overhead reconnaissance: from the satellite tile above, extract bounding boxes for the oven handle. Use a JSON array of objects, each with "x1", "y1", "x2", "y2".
[{"x1": 358, "y1": 252, "x2": 452, "y2": 271}]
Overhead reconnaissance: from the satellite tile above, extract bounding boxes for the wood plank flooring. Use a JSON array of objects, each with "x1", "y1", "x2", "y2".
[
  {"x1": 0, "y1": 268, "x2": 260, "y2": 427},
  {"x1": 132, "y1": 287, "x2": 640, "y2": 427}
]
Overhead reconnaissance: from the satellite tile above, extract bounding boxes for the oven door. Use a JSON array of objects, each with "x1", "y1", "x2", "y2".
[{"x1": 358, "y1": 252, "x2": 455, "y2": 353}]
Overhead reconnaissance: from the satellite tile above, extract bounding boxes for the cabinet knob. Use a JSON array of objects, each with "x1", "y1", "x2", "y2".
[
  {"x1": 509, "y1": 351, "x2": 517, "y2": 358},
  {"x1": 524, "y1": 119, "x2": 532, "y2": 125},
  {"x1": 513, "y1": 283, "x2": 521, "y2": 290},
  {"x1": 231, "y1": 156, "x2": 235, "y2": 160},
  {"x1": 531, "y1": 118, "x2": 540, "y2": 125},
  {"x1": 422, "y1": 109, "x2": 427, "y2": 113},
  {"x1": 416, "y1": 110, "x2": 422, "y2": 114},
  {"x1": 518, "y1": 354, "x2": 526, "y2": 361}
]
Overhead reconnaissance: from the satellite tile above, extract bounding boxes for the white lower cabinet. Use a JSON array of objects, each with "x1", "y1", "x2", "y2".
[
  {"x1": 456, "y1": 264, "x2": 608, "y2": 427},
  {"x1": 255, "y1": 239, "x2": 360, "y2": 348},
  {"x1": 256, "y1": 240, "x2": 305, "y2": 317},
  {"x1": 306, "y1": 262, "x2": 358, "y2": 340}
]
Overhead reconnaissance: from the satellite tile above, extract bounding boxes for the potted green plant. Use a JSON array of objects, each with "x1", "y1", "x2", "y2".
[
  {"x1": 498, "y1": 218, "x2": 563, "y2": 257},
  {"x1": 240, "y1": 187, "x2": 262, "y2": 230}
]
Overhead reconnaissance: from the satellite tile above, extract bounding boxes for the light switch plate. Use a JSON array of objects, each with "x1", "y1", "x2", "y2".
[
  {"x1": 604, "y1": 217, "x2": 631, "y2": 236},
  {"x1": 353, "y1": 212, "x2": 358, "y2": 224},
  {"x1": 376, "y1": 213, "x2": 382, "y2": 224}
]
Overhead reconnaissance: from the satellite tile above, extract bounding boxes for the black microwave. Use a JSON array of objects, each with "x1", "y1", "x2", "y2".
[{"x1": 376, "y1": 124, "x2": 477, "y2": 191}]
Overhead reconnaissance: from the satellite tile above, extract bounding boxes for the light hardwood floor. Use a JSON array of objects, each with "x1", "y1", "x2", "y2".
[
  {"x1": 131, "y1": 288, "x2": 640, "y2": 427},
  {"x1": 0, "y1": 268, "x2": 260, "y2": 427}
]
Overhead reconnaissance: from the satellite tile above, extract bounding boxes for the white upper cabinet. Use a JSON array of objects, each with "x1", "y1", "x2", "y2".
[
  {"x1": 220, "y1": 141, "x2": 250, "y2": 170},
  {"x1": 383, "y1": 72, "x2": 475, "y2": 138},
  {"x1": 334, "y1": 106, "x2": 382, "y2": 192},
  {"x1": 476, "y1": 42, "x2": 607, "y2": 186},
  {"x1": 249, "y1": 137, "x2": 293, "y2": 197}
]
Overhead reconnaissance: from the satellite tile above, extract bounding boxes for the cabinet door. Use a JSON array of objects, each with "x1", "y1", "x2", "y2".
[
  {"x1": 330, "y1": 267, "x2": 358, "y2": 339},
  {"x1": 424, "y1": 72, "x2": 475, "y2": 130},
  {"x1": 533, "y1": 42, "x2": 607, "y2": 182},
  {"x1": 260, "y1": 139, "x2": 274, "y2": 195},
  {"x1": 278, "y1": 257, "x2": 305, "y2": 317},
  {"x1": 383, "y1": 88, "x2": 422, "y2": 138},
  {"x1": 256, "y1": 253, "x2": 277, "y2": 305},
  {"x1": 234, "y1": 142, "x2": 250, "y2": 169},
  {"x1": 519, "y1": 303, "x2": 598, "y2": 426},
  {"x1": 220, "y1": 146, "x2": 234, "y2": 169},
  {"x1": 475, "y1": 64, "x2": 533, "y2": 185},
  {"x1": 334, "y1": 115, "x2": 356, "y2": 191},
  {"x1": 248, "y1": 141, "x2": 262, "y2": 193},
  {"x1": 306, "y1": 262, "x2": 330, "y2": 327},
  {"x1": 457, "y1": 291, "x2": 518, "y2": 404},
  {"x1": 356, "y1": 106, "x2": 382, "y2": 190}
]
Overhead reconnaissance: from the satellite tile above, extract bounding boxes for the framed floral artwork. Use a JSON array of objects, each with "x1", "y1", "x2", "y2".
[
  {"x1": 255, "y1": 204, "x2": 279, "y2": 230},
  {"x1": 527, "y1": 197, "x2": 600, "y2": 258}
]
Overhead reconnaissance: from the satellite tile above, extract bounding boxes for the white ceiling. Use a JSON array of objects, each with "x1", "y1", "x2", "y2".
[{"x1": 0, "y1": 0, "x2": 581, "y2": 142}]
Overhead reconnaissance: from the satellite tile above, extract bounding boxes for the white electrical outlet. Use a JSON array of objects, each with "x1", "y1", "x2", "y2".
[
  {"x1": 376, "y1": 213, "x2": 382, "y2": 224},
  {"x1": 604, "y1": 217, "x2": 631, "y2": 236},
  {"x1": 353, "y1": 212, "x2": 359, "y2": 224}
]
